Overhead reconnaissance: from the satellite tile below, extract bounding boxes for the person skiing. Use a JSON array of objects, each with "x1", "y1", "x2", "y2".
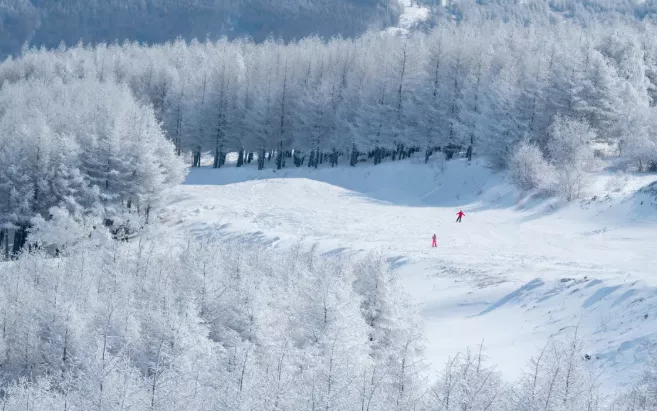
[
  {"x1": 432, "y1": 234, "x2": 437, "y2": 247},
  {"x1": 456, "y1": 210, "x2": 465, "y2": 223}
]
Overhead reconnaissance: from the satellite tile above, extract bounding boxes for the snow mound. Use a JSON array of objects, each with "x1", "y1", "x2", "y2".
[
  {"x1": 638, "y1": 181, "x2": 657, "y2": 200},
  {"x1": 184, "y1": 158, "x2": 513, "y2": 208}
]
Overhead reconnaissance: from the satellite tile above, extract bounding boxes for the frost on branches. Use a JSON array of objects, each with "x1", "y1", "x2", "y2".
[
  {"x1": 509, "y1": 141, "x2": 556, "y2": 193},
  {"x1": 0, "y1": 78, "x2": 185, "y2": 256},
  {"x1": 1, "y1": 18, "x2": 657, "y2": 176},
  {"x1": 1, "y1": 233, "x2": 652, "y2": 410},
  {"x1": 509, "y1": 116, "x2": 597, "y2": 201},
  {"x1": 0, "y1": 235, "x2": 426, "y2": 411}
]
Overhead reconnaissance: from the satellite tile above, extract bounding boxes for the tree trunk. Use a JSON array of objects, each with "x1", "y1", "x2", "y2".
[
  {"x1": 3, "y1": 228, "x2": 9, "y2": 260},
  {"x1": 276, "y1": 141, "x2": 284, "y2": 170},
  {"x1": 237, "y1": 149, "x2": 245, "y2": 168},
  {"x1": 308, "y1": 151, "x2": 316, "y2": 168},
  {"x1": 213, "y1": 146, "x2": 224, "y2": 169},
  {"x1": 258, "y1": 149, "x2": 266, "y2": 170},
  {"x1": 0, "y1": 229, "x2": 5, "y2": 260},
  {"x1": 445, "y1": 144, "x2": 456, "y2": 160},
  {"x1": 294, "y1": 152, "x2": 303, "y2": 167},
  {"x1": 374, "y1": 148, "x2": 382, "y2": 165},
  {"x1": 193, "y1": 147, "x2": 202, "y2": 167},
  {"x1": 350, "y1": 145, "x2": 358, "y2": 167},
  {"x1": 12, "y1": 225, "x2": 28, "y2": 257}
]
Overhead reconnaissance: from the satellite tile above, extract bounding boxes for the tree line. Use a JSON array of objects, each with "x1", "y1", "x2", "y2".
[
  {"x1": 1, "y1": 17, "x2": 656, "y2": 173},
  {"x1": 2, "y1": 15, "x2": 657, "y2": 255}
]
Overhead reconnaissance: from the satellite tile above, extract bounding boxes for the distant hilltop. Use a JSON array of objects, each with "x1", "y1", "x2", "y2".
[
  {"x1": 6, "y1": 0, "x2": 657, "y2": 60},
  {"x1": 0, "y1": 0, "x2": 401, "y2": 59}
]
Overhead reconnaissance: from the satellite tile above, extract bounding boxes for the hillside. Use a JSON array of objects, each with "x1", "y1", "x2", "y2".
[
  {"x1": 0, "y1": 0, "x2": 400, "y2": 58},
  {"x1": 5, "y1": 0, "x2": 657, "y2": 60},
  {"x1": 162, "y1": 157, "x2": 657, "y2": 389},
  {"x1": 3, "y1": 0, "x2": 657, "y2": 405}
]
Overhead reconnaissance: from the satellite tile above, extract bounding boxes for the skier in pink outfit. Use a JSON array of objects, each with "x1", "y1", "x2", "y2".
[
  {"x1": 456, "y1": 210, "x2": 465, "y2": 223},
  {"x1": 432, "y1": 234, "x2": 437, "y2": 247}
]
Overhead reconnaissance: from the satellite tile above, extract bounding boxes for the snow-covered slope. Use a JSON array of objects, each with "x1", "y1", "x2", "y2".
[{"x1": 157, "y1": 158, "x2": 657, "y2": 389}]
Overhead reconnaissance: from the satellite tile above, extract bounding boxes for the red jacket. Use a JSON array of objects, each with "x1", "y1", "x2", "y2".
[{"x1": 457, "y1": 211, "x2": 465, "y2": 218}]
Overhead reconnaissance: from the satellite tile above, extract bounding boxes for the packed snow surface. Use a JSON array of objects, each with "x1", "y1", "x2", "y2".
[{"x1": 158, "y1": 158, "x2": 657, "y2": 389}]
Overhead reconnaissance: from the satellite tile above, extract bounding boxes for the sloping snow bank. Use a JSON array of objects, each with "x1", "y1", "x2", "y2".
[{"x1": 159, "y1": 158, "x2": 657, "y2": 388}]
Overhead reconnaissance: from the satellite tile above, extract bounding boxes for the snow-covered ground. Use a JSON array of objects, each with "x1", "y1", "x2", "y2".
[{"x1": 156, "y1": 157, "x2": 657, "y2": 390}]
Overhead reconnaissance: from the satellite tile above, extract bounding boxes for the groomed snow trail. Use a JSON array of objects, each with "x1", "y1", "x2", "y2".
[{"x1": 157, "y1": 159, "x2": 657, "y2": 389}]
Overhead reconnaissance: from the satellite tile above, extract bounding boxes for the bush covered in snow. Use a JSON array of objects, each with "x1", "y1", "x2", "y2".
[
  {"x1": 509, "y1": 116, "x2": 599, "y2": 201},
  {"x1": 509, "y1": 141, "x2": 556, "y2": 192},
  {"x1": 547, "y1": 116, "x2": 597, "y2": 201}
]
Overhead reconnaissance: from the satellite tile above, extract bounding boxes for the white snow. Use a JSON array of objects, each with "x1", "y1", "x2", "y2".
[
  {"x1": 157, "y1": 158, "x2": 657, "y2": 390},
  {"x1": 386, "y1": 0, "x2": 431, "y2": 35}
]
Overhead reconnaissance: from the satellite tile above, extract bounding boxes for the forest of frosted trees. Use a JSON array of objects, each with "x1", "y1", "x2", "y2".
[
  {"x1": 2, "y1": 230, "x2": 657, "y2": 410},
  {"x1": 3, "y1": 10, "x2": 657, "y2": 409},
  {"x1": 0, "y1": 78, "x2": 186, "y2": 256},
  {"x1": 1, "y1": 15, "x2": 656, "y2": 221},
  {"x1": 2, "y1": 14, "x2": 657, "y2": 256},
  {"x1": 2, "y1": 16, "x2": 656, "y2": 173}
]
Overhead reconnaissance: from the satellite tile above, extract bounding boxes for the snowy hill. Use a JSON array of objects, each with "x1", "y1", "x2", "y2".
[
  {"x1": 0, "y1": 0, "x2": 401, "y2": 58},
  {"x1": 158, "y1": 158, "x2": 657, "y2": 389},
  {"x1": 5, "y1": 0, "x2": 657, "y2": 60}
]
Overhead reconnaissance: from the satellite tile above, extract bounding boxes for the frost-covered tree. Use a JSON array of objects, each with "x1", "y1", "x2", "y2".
[
  {"x1": 1, "y1": 15, "x2": 657, "y2": 200},
  {"x1": 511, "y1": 331, "x2": 602, "y2": 411},
  {"x1": 0, "y1": 78, "x2": 185, "y2": 255},
  {"x1": 429, "y1": 344, "x2": 505, "y2": 411},
  {"x1": 546, "y1": 116, "x2": 596, "y2": 200},
  {"x1": 509, "y1": 141, "x2": 556, "y2": 192},
  {"x1": 0, "y1": 231, "x2": 436, "y2": 410}
]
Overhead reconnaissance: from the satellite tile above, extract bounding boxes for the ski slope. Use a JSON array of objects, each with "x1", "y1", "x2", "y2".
[{"x1": 157, "y1": 158, "x2": 657, "y2": 390}]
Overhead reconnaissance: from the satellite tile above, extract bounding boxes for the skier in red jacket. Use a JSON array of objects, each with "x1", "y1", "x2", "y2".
[
  {"x1": 432, "y1": 234, "x2": 437, "y2": 247},
  {"x1": 456, "y1": 210, "x2": 465, "y2": 223}
]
